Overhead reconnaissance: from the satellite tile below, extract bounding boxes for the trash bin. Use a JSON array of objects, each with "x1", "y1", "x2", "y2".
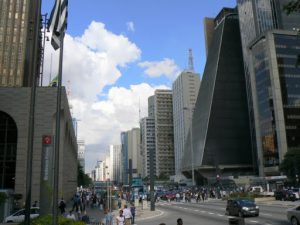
[{"x1": 228, "y1": 217, "x2": 245, "y2": 225}]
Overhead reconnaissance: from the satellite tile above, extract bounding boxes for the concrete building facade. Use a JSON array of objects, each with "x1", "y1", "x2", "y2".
[
  {"x1": 0, "y1": 87, "x2": 77, "y2": 210},
  {"x1": 77, "y1": 140, "x2": 85, "y2": 172},
  {"x1": 0, "y1": 0, "x2": 42, "y2": 87},
  {"x1": 110, "y1": 145, "x2": 122, "y2": 183},
  {"x1": 153, "y1": 89, "x2": 175, "y2": 177},
  {"x1": 172, "y1": 71, "x2": 200, "y2": 179},
  {"x1": 140, "y1": 117, "x2": 155, "y2": 178}
]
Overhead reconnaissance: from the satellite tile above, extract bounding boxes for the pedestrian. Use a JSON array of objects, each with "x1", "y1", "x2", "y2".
[
  {"x1": 102, "y1": 208, "x2": 113, "y2": 225},
  {"x1": 58, "y1": 198, "x2": 66, "y2": 215},
  {"x1": 81, "y1": 211, "x2": 90, "y2": 224},
  {"x1": 123, "y1": 204, "x2": 132, "y2": 225},
  {"x1": 130, "y1": 203, "x2": 136, "y2": 224},
  {"x1": 116, "y1": 209, "x2": 125, "y2": 225},
  {"x1": 118, "y1": 197, "x2": 122, "y2": 209},
  {"x1": 32, "y1": 201, "x2": 38, "y2": 207},
  {"x1": 66, "y1": 210, "x2": 76, "y2": 220},
  {"x1": 177, "y1": 218, "x2": 183, "y2": 225}
]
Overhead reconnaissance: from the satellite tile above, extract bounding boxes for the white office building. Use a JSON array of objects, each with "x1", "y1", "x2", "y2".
[{"x1": 172, "y1": 70, "x2": 200, "y2": 180}]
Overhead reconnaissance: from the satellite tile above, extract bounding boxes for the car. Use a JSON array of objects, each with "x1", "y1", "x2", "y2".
[
  {"x1": 4, "y1": 207, "x2": 39, "y2": 223},
  {"x1": 291, "y1": 188, "x2": 300, "y2": 200},
  {"x1": 274, "y1": 190, "x2": 296, "y2": 201},
  {"x1": 226, "y1": 199, "x2": 259, "y2": 217},
  {"x1": 287, "y1": 205, "x2": 300, "y2": 225}
]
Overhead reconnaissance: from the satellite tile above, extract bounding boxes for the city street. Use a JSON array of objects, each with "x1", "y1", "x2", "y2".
[{"x1": 140, "y1": 200, "x2": 296, "y2": 225}]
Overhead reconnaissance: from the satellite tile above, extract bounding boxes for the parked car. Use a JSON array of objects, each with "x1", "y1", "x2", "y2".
[
  {"x1": 274, "y1": 190, "x2": 296, "y2": 201},
  {"x1": 287, "y1": 205, "x2": 300, "y2": 225},
  {"x1": 291, "y1": 188, "x2": 300, "y2": 200},
  {"x1": 226, "y1": 199, "x2": 259, "y2": 217},
  {"x1": 4, "y1": 207, "x2": 39, "y2": 223}
]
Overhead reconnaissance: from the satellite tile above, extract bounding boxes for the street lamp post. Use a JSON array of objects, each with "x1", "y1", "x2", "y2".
[{"x1": 184, "y1": 107, "x2": 195, "y2": 186}]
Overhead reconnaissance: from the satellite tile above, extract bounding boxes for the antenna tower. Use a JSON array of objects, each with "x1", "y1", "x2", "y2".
[{"x1": 188, "y1": 48, "x2": 194, "y2": 71}]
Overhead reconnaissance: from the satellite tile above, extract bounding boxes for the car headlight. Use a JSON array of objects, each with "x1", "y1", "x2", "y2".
[
  {"x1": 242, "y1": 207, "x2": 249, "y2": 211},
  {"x1": 256, "y1": 206, "x2": 259, "y2": 209}
]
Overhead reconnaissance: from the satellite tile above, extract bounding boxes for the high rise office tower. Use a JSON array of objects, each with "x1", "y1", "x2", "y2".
[
  {"x1": 237, "y1": 0, "x2": 300, "y2": 176},
  {"x1": 0, "y1": 0, "x2": 41, "y2": 87},
  {"x1": 110, "y1": 145, "x2": 121, "y2": 183},
  {"x1": 152, "y1": 89, "x2": 175, "y2": 177},
  {"x1": 77, "y1": 140, "x2": 85, "y2": 172},
  {"x1": 181, "y1": 8, "x2": 253, "y2": 184},
  {"x1": 172, "y1": 58, "x2": 200, "y2": 180},
  {"x1": 121, "y1": 128, "x2": 142, "y2": 184},
  {"x1": 140, "y1": 117, "x2": 155, "y2": 178}
]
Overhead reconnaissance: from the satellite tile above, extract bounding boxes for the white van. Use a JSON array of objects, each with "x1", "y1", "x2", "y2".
[{"x1": 249, "y1": 186, "x2": 264, "y2": 193}]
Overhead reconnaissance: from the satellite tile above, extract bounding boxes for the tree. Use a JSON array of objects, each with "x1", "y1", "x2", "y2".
[
  {"x1": 77, "y1": 164, "x2": 93, "y2": 187},
  {"x1": 280, "y1": 148, "x2": 300, "y2": 185},
  {"x1": 283, "y1": 0, "x2": 300, "y2": 14}
]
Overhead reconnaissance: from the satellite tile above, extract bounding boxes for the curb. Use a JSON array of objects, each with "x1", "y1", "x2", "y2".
[{"x1": 136, "y1": 209, "x2": 164, "y2": 221}]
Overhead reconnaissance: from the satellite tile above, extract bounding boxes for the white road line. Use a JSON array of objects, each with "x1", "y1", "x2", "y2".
[
  {"x1": 200, "y1": 211, "x2": 207, "y2": 213},
  {"x1": 183, "y1": 208, "x2": 188, "y2": 210},
  {"x1": 261, "y1": 213, "x2": 272, "y2": 216},
  {"x1": 217, "y1": 214, "x2": 224, "y2": 217},
  {"x1": 249, "y1": 220, "x2": 259, "y2": 223},
  {"x1": 208, "y1": 212, "x2": 214, "y2": 215},
  {"x1": 194, "y1": 209, "x2": 199, "y2": 212}
]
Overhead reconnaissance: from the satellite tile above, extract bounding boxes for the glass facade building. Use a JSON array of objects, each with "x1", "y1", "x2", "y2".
[
  {"x1": 250, "y1": 31, "x2": 300, "y2": 170},
  {"x1": 238, "y1": 0, "x2": 300, "y2": 175},
  {"x1": 181, "y1": 9, "x2": 253, "y2": 183}
]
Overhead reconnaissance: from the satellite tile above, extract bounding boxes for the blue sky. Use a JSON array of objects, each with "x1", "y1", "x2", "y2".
[{"x1": 42, "y1": 0, "x2": 237, "y2": 172}]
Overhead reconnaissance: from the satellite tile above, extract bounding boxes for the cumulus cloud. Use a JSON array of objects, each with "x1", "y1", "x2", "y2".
[
  {"x1": 138, "y1": 58, "x2": 181, "y2": 80},
  {"x1": 126, "y1": 21, "x2": 135, "y2": 32},
  {"x1": 43, "y1": 21, "x2": 170, "y2": 172}
]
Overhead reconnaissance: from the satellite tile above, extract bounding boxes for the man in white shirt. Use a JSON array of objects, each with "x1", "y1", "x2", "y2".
[{"x1": 122, "y1": 204, "x2": 132, "y2": 225}]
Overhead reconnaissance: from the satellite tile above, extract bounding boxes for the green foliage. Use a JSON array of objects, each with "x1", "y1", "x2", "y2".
[
  {"x1": 77, "y1": 163, "x2": 93, "y2": 187},
  {"x1": 283, "y1": 0, "x2": 300, "y2": 14},
  {"x1": 223, "y1": 192, "x2": 261, "y2": 201},
  {"x1": 280, "y1": 148, "x2": 300, "y2": 183},
  {"x1": 19, "y1": 215, "x2": 85, "y2": 225},
  {"x1": 158, "y1": 173, "x2": 168, "y2": 181},
  {"x1": 0, "y1": 192, "x2": 8, "y2": 205}
]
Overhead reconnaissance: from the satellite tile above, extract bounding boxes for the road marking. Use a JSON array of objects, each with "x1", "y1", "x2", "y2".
[
  {"x1": 135, "y1": 209, "x2": 164, "y2": 221},
  {"x1": 249, "y1": 220, "x2": 259, "y2": 223},
  {"x1": 200, "y1": 211, "x2": 207, "y2": 213},
  {"x1": 183, "y1": 208, "x2": 188, "y2": 210},
  {"x1": 261, "y1": 213, "x2": 272, "y2": 216},
  {"x1": 194, "y1": 209, "x2": 199, "y2": 212},
  {"x1": 217, "y1": 214, "x2": 224, "y2": 217},
  {"x1": 208, "y1": 212, "x2": 214, "y2": 215}
]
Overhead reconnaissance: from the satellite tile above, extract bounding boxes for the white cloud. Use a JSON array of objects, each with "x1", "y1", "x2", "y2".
[
  {"x1": 126, "y1": 21, "x2": 135, "y2": 32},
  {"x1": 43, "y1": 22, "x2": 170, "y2": 172},
  {"x1": 44, "y1": 21, "x2": 141, "y2": 102},
  {"x1": 138, "y1": 58, "x2": 181, "y2": 80}
]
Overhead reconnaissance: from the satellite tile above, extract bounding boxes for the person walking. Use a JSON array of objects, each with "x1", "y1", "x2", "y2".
[
  {"x1": 177, "y1": 218, "x2": 183, "y2": 225},
  {"x1": 116, "y1": 209, "x2": 125, "y2": 225},
  {"x1": 58, "y1": 198, "x2": 66, "y2": 215},
  {"x1": 102, "y1": 208, "x2": 113, "y2": 225},
  {"x1": 123, "y1": 204, "x2": 132, "y2": 225},
  {"x1": 130, "y1": 203, "x2": 136, "y2": 224}
]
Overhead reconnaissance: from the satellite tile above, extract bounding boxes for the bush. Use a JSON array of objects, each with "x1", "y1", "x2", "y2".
[
  {"x1": 223, "y1": 192, "x2": 261, "y2": 201},
  {"x1": 19, "y1": 215, "x2": 85, "y2": 225}
]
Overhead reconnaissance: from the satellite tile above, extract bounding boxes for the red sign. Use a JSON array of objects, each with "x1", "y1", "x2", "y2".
[{"x1": 43, "y1": 135, "x2": 52, "y2": 145}]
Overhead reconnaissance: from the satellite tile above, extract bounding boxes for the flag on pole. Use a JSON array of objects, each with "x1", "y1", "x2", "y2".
[{"x1": 48, "y1": 0, "x2": 68, "y2": 50}]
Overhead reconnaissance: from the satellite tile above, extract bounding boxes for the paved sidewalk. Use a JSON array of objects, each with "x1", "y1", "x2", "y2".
[{"x1": 68, "y1": 201, "x2": 163, "y2": 224}]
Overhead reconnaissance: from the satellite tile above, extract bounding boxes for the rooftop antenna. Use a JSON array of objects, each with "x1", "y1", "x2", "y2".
[
  {"x1": 188, "y1": 48, "x2": 194, "y2": 72},
  {"x1": 138, "y1": 98, "x2": 141, "y2": 123}
]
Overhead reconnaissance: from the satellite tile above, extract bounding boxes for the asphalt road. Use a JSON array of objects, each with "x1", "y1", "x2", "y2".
[{"x1": 140, "y1": 200, "x2": 294, "y2": 225}]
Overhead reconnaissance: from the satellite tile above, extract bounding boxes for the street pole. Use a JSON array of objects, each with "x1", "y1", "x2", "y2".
[
  {"x1": 24, "y1": 0, "x2": 41, "y2": 224},
  {"x1": 149, "y1": 147, "x2": 155, "y2": 211}
]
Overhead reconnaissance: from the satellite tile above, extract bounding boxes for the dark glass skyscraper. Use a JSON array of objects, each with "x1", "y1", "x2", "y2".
[{"x1": 181, "y1": 9, "x2": 253, "y2": 183}]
